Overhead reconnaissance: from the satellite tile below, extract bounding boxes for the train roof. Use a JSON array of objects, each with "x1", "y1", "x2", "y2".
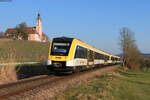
[
  {"x1": 52, "y1": 37, "x2": 120, "y2": 58},
  {"x1": 73, "y1": 39, "x2": 110, "y2": 56},
  {"x1": 53, "y1": 37, "x2": 74, "y2": 42},
  {"x1": 74, "y1": 39, "x2": 120, "y2": 58}
]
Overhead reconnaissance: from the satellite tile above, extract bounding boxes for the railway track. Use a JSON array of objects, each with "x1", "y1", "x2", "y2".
[
  {"x1": 0, "y1": 75, "x2": 62, "y2": 99},
  {"x1": 0, "y1": 65, "x2": 118, "y2": 99}
]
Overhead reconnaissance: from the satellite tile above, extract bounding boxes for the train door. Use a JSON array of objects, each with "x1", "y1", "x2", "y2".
[
  {"x1": 104, "y1": 55, "x2": 107, "y2": 65},
  {"x1": 104, "y1": 55, "x2": 109, "y2": 65},
  {"x1": 87, "y1": 50, "x2": 94, "y2": 68}
]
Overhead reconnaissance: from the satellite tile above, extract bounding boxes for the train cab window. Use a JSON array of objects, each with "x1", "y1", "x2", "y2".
[
  {"x1": 75, "y1": 46, "x2": 87, "y2": 58},
  {"x1": 51, "y1": 42, "x2": 71, "y2": 56}
]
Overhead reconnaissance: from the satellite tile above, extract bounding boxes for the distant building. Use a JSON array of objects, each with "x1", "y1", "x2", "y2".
[{"x1": 5, "y1": 13, "x2": 48, "y2": 42}]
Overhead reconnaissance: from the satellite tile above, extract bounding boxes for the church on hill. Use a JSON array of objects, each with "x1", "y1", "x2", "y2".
[{"x1": 5, "y1": 13, "x2": 48, "y2": 42}]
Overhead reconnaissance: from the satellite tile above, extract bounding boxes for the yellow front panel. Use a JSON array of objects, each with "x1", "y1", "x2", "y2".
[
  {"x1": 48, "y1": 56, "x2": 68, "y2": 61},
  {"x1": 67, "y1": 40, "x2": 77, "y2": 60},
  {"x1": 47, "y1": 39, "x2": 77, "y2": 61}
]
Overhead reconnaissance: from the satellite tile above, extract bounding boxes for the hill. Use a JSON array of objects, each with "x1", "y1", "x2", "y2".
[{"x1": 0, "y1": 40, "x2": 49, "y2": 63}]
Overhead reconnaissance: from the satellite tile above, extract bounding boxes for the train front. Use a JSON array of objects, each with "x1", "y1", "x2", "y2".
[{"x1": 46, "y1": 37, "x2": 74, "y2": 72}]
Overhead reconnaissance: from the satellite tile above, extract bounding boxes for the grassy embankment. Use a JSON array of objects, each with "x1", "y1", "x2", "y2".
[
  {"x1": 0, "y1": 40, "x2": 49, "y2": 63},
  {"x1": 56, "y1": 68, "x2": 150, "y2": 100},
  {"x1": 0, "y1": 40, "x2": 49, "y2": 84}
]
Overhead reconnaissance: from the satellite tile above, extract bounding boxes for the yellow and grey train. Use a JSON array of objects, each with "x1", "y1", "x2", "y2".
[{"x1": 46, "y1": 37, "x2": 120, "y2": 72}]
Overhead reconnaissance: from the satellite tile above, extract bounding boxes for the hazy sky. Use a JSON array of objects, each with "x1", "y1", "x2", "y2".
[{"x1": 0, "y1": 0, "x2": 150, "y2": 54}]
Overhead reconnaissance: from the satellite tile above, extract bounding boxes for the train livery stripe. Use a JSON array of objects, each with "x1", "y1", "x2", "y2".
[
  {"x1": 66, "y1": 58, "x2": 87, "y2": 66},
  {"x1": 66, "y1": 59, "x2": 106, "y2": 67}
]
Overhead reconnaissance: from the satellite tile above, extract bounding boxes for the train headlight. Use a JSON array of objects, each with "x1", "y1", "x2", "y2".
[{"x1": 47, "y1": 60, "x2": 52, "y2": 65}]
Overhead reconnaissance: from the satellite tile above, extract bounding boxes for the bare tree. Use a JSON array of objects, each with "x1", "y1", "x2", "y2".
[
  {"x1": 16, "y1": 22, "x2": 27, "y2": 28},
  {"x1": 0, "y1": 32, "x2": 5, "y2": 37},
  {"x1": 16, "y1": 22, "x2": 28, "y2": 40},
  {"x1": 119, "y1": 27, "x2": 142, "y2": 69}
]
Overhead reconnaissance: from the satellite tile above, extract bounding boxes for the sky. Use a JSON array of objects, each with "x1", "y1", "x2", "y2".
[{"x1": 0, "y1": 0, "x2": 150, "y2": 54}]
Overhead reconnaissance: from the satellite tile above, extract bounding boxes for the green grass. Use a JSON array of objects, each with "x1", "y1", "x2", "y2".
[
  {"x1": 56, "y1": 68, "x2": 150, "y2": 100},
  {"x1": 0, "y1": 40, "x2": 49, "y2": 63}
]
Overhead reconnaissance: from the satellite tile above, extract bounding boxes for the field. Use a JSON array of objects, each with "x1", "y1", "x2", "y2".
[
  {"x1": 56, "y1": 68, "x2": 150, "y2": 100},
  {"x1": 0, "y1": 40, "x2": 49, "y2": 63}
]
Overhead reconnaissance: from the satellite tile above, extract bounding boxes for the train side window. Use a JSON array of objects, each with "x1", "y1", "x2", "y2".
[
  {"x1": 111, "y1": 57, "x2": 113, "y2": 60},
  {"x1": 94, "y1": 52, "x2": 104, "y2": 60},
  {"x1": 104, "y1": 55, "x2": 109, "y2": 61},
  {"x1": 94, "y1": 52, "x2": 96, "y2": 59},
  {"x1": 112, "y1": 57, "x2": 115, "y2": 61},
  {"x1": 100, "y1": 54, "x2": 104, "y2": 59},
  {"x1": 95, "y1": 52, "x2": 99, "y2": 59},
  {"x1": 75, "y1": 46, "x2": 87, "y2": 58}
]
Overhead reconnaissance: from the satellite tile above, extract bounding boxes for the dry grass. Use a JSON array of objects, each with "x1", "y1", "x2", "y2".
[
  {"x1": 0, "y1": 63, "x2": 49, "y2": 85},
  {"x1": 0, "y1": 48, "x2": 18, "y2": 85},
  {"x1": 0, "y1": 65, "x2": 17, "y2": 85}
]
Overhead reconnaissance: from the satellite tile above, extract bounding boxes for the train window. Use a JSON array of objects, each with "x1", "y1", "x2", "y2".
[
  {"x1": 94, "y1": 52, "x2": 104, "y2": 60},
  {"x1": 94, "y1": 52, "x2": 98, "y2": 59},
  {"x1": 95, "y1": 52, "x2": 99, "y2": 59},
  {"x1": 104, "y1": 55, "x2": 109, "y2": 61},
  {"x1": 100, "y1": 54, "x2": 104, "y2": 59},
  {"x1": 107, "y1": 56, "x2": 109, "y2": 60},
  {"x1": 111, "y1": 57, "x2": 115, "y2": 61},
  {"x1": 51, "y1": 42, "x2": 71, "y2": 56},
  {"x1": 74, "y1": 46, "x2": 87, "y2": 58}
]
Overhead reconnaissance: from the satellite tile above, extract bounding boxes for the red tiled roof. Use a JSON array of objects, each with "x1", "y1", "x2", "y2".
[{"x1": 5, "y1": 27, "x2": 38, "y2": 34}]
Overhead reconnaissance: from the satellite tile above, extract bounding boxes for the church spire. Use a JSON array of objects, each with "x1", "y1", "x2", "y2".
[
  {"x1": 36, "y1": 13, "x2": 42, "y2": 41},
  {"x1": 37, "y1": 13, "x2": 42, "y2": 21}
]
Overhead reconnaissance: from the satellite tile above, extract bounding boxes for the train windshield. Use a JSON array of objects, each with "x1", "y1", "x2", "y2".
[{"x1": 51, "y1": 42, "x2": 71, "y2": 56}]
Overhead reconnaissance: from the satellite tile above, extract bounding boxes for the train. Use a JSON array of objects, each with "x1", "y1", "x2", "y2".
[{"x1": 46, "y1": 37, "x2": 121, "y2": 72}]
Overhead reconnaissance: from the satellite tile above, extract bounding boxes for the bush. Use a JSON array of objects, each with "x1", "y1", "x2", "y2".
[{"x1": 141, "y1": 59, "x2": 150, "y2": 71}]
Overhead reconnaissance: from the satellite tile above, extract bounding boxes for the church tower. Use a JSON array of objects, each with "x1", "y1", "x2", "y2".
[{"x1": 36, "y1": 13, "x2": 42, "y2": 40}]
